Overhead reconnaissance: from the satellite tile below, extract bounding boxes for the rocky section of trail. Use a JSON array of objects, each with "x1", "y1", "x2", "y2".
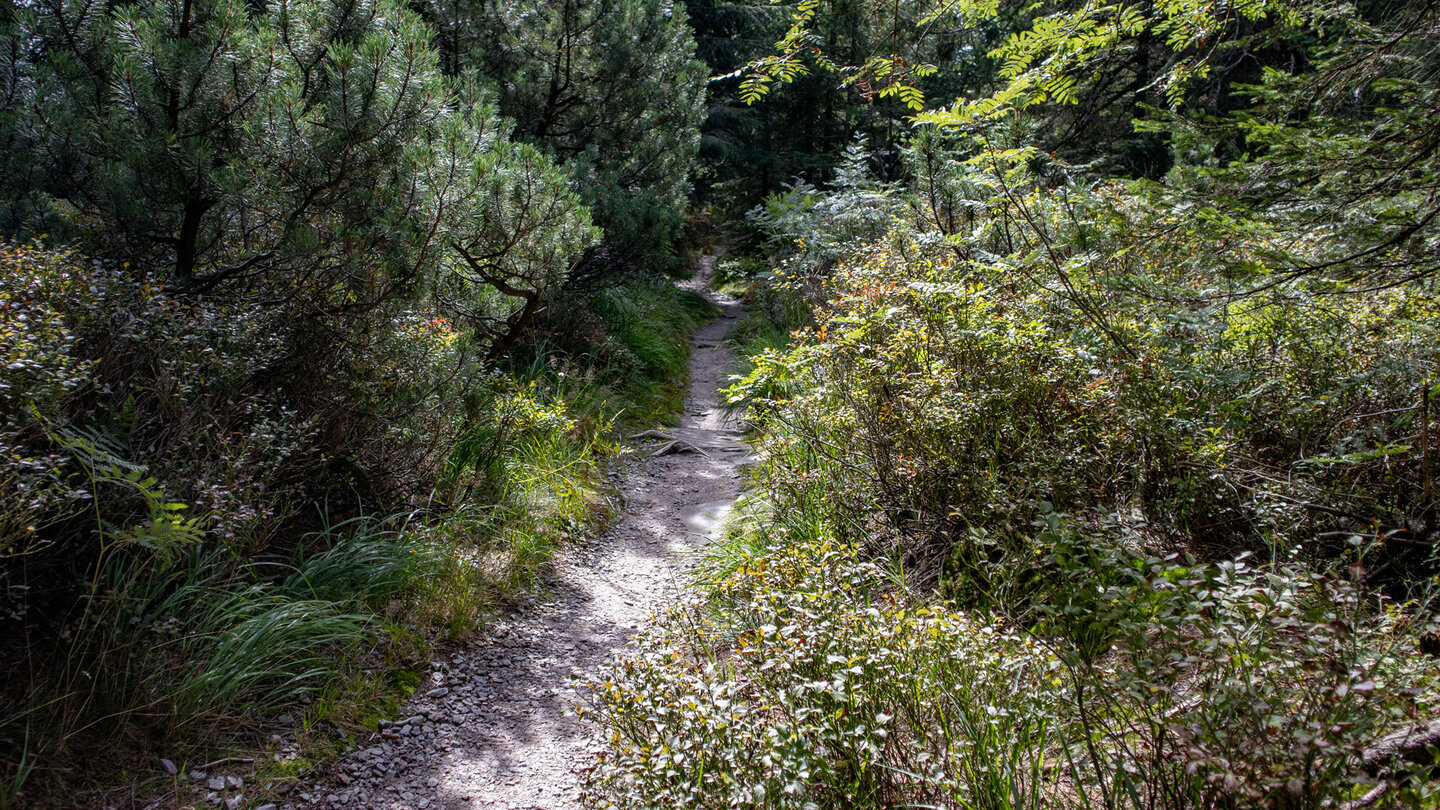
[{"x1": 275, "y1": 256, "x2": 743, "y2": 810}]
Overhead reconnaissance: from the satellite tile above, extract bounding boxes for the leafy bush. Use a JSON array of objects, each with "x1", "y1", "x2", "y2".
[
  {"x1": 586, "y1": 503, "x2": 1440, "y2": 809},
  {"x1": 695, "y1": 165, "x2": 1440, "y2": 800},
  {"x1": 596, "y1": 17, "x2": 1440, "y2": 802},
  {"x1": 584, "y1": 530, "x2": 1065, "y2": 810},
  {"x1": 0, "y1": 236, "x2": 714, "y2": 798},
  {"x1": 1, "y1": 243, "x2": 98, "y2": 557},
  {"x1": 1020, "y1": 508, "x2": 1438, "y2": 808},
  {"x1": 713, "y1": 254, "x2": 769, "y2": 292},
  {"x1": 728, "y1": 213, "x2": 1438, "y2": 577}
]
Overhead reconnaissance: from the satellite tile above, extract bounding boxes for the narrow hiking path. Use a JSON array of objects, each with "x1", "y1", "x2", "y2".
[{"x1": 287, "y1": 257, "x2": 744, "y2": 810}]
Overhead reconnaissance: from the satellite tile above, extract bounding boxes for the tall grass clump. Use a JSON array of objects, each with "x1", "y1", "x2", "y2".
[
  {"x1": 437, "y1": 373, "x2": 612, "y2": 593},
  {"x1": 1, "y1": 516, "x2": 453, "y2": 794},
  {"x1": 432, "y1": 275, "x2": 719, "y2": 595}
]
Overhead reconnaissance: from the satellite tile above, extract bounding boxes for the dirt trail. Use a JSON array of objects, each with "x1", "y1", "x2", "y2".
[{"x1": 288, "y1": 256, "x2": 743, "y2": 810}]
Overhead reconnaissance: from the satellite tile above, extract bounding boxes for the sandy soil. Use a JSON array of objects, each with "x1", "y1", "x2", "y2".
[{"x1": 283, "y1": 256, "x2": 743, "y2": 810}]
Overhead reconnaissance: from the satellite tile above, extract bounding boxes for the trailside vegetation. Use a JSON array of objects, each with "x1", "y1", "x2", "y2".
[
  {"x1": 585, "y1": 0, "x2": 1440, "y2": 807},
  {"x1": 0, "y1": 0, "x2": 708, "y2": 800}
]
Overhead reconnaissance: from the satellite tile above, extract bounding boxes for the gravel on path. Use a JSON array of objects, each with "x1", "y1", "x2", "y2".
[{"x1": 285, "y1": 256, "x2": 744, "y2": 810}]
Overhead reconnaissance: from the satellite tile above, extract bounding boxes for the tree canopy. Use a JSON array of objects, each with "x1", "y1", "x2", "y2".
[{"x1": 414, "y1": 0, "x2": 709, "y2": 272}]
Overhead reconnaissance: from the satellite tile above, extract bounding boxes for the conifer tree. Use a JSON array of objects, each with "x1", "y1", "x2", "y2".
[
  {"x1": 420, "y1": 0, "x2": 707, "y2": 272},
  {"x1": 2, "y1": 0, "x2": 597, "y2": 350}
]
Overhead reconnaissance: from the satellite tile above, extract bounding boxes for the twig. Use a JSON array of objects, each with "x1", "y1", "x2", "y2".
[
  {"x1": 1338, "y1": 782, "x2": 1391, "y2": 810},
  {"x1": 1359, "y1": 717, "x2": 1440, "y2": 774},
  {"x1": 650, "y1": 440, "x2": 711, "y2": 458},
  {"x1": 1323, "y1": 716, "x2": 1440, "y2": 810},
  {"x1": 1256, "y1": 489, "x2": 1371, "y2": 521},
  {"x1": 198, "y1": 757, "x2": 256, "y2": 770}
]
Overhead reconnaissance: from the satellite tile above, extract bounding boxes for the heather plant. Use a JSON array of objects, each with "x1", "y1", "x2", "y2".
[
  {"x1": 586, "y1": 498, "x2": 1440, "y2": 809},
  {"x1": 583, "y1": 529, "x2": 1067, "y2": 810}
]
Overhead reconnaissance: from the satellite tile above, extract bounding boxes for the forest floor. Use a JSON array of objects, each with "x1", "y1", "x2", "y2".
[{"x1": 280, "y1": 256, "x2": 744, "y2": 810}]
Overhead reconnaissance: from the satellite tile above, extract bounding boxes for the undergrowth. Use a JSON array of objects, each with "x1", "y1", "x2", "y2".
[
  {"x1": 585, "y1": 502, "x2": 1440, "y2": 809},
  {"x1": 584, "y1": 126, "x2": 1440, "y2": 808},
  {"x1": 0, "y1": 251, "x2": 713, "y2": 806},
  {"x1": 523, "y1": 276, "x2": 719, "y2": 425}
]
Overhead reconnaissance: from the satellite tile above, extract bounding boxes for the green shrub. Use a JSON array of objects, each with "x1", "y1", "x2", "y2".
[
  {"x1": 1, "y1": 243, "x2": 99, "y2": 557},
  {"x1": 713, "y1": 254, "x2": 769, "y2": 292},
  {"x1": 607, "y1": 110, "x2": 1440, "y2": 807},
  {"x1": 518, "y1": 277, "x2": 719, "y2": 425},
  {"x1": 586, "y1": 504, "x2": 1440, "y2": 809},
  {"x1": 727, "y1": 219, "x2": 1439, "y2": 572},
  {"x1": 0, "y1": 237, "x2": 710, "y2": 798},
  {"x1": 746, "y1": 137, "x2": 902, "y2": 276},
  {"x1": 584, "y1": 533, "x2": 1065, "y2": 810}
]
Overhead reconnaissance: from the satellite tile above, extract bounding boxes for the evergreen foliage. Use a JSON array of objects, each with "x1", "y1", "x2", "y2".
[
  {"x1": 4, "y1": 0, "x2": 596, "y2": 336},
  {"x1": 689, "y1": 0, "x2": 1015, "y2": 209},
  {"x1": 0, "y1": 0, "x2": 706, "y2": 795},
  {"x1": 418, "y1": 0, "x2": 708, "y2": 271}
]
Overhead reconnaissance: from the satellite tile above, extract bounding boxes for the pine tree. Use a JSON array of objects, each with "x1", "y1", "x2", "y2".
[
  {"x1": 2, "y1": 0, "x2": 597, "y2": 349},
  {"x1": 420, "y1": 0, "x2": 708, "y2": 272}
]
